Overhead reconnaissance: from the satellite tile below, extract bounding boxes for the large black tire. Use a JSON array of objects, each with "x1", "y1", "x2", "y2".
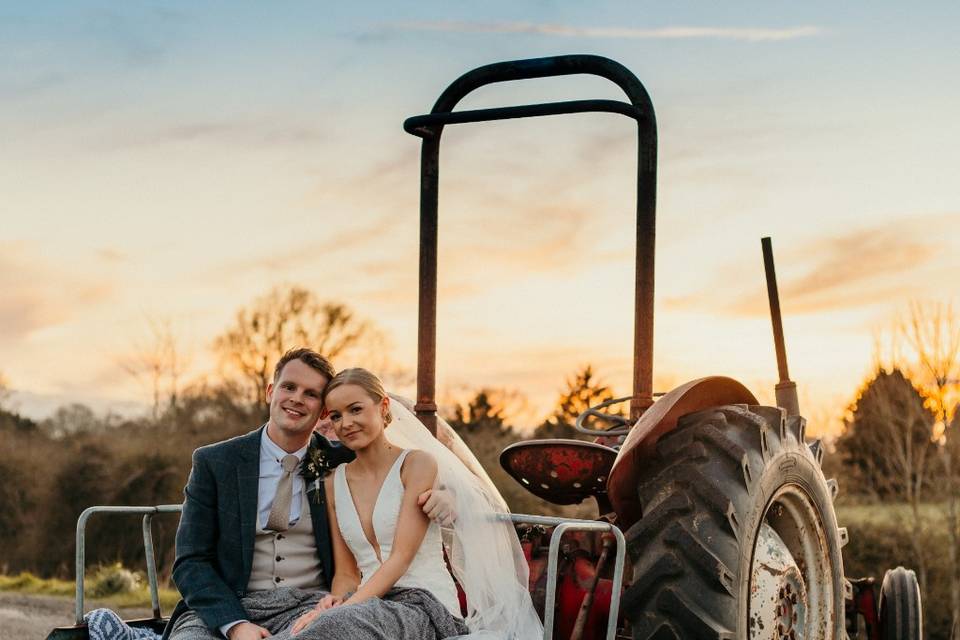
[
  {"x1": 621, "y1": 404, "x2": 846, "y2": 639},
  {"x1": 878, "y1": 567, "x2": 922, "y2": 640}
]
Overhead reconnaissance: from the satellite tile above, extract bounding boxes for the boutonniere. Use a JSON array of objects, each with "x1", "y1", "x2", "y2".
[{"x1": 300, "y1": 441, "x2": 332, "y2": 504}]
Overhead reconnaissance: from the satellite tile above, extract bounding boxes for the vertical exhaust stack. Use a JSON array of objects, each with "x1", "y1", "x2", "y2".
[{"x1": 761, "y1": 237, "x2": 800, "y2": 417}]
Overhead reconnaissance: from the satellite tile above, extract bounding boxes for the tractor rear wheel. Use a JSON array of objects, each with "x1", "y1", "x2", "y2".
[
  {"x1": 621, "y1": 404, "x2": 846, "y2": 639},
  {"x1": 878, "y1": 567, "x2": 922, "y2": 640}
]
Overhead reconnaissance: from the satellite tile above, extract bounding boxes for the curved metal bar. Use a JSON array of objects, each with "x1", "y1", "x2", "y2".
[
  {"x1": 408, "y1": 55, "x2": 657, "y2": 433},
  {"x1": 429, "y1": 55, "x2": 655, "y2": 118},
  {"x1": 543, "y1": 520, "x2": 626, "y2": 640},
  {"x1": 573, "y1": 395, "x2": 635, "y2": 436},
  {"x1": 404, "y1": 99, "x2": 644, "y2": 137},
  {"x1": 606, "y1": 525, "x2": 627, "y2": 640},
  {"x1": 74, "y1": 505, "x2": 183, "y2": 624},
  {"x1": 511, "y1": 514, "x2": 623, "y2": 640}
]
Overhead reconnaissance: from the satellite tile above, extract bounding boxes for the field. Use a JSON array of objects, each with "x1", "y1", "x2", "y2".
[{"x1": 838, "y1": 500, "x2": 954, "y2": 637}]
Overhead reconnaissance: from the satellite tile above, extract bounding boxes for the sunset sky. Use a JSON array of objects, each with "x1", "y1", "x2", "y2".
[{"x1": 3, "y1": 3, "x2": 959, "y2": 435}]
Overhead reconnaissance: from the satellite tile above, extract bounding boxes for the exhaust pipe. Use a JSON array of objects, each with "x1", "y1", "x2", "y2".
[{"x1": 761, "y1": 237, "x2": 800, "y2": 417}]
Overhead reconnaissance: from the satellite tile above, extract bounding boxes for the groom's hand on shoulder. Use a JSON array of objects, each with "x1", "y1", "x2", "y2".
[
  {"x1": 227, "y1": 621, "x2": 271, "y2": 639},
  {"x1": 418, "y1": 486, "x2": 457, "y2": 526}
]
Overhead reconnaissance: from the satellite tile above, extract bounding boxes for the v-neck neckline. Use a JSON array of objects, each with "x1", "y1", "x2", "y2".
[{"x1": 342, "y1": 450, "x2": 407, "y2": 563}]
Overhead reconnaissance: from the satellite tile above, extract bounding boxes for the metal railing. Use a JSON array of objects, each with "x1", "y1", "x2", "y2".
[
  {"x1": 509, "y1": 513, "x2": 626, "y2": 640},
  {"x1": 72, "y1": 506, "x2": 624, "y2": 640},
  {"x1": 74, "y1": 505, "x2": 182, "y2": 625}
]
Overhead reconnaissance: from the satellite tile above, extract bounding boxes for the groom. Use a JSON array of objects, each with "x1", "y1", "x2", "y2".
[{"x1": 163, "y1": 348, "x2": 448, "y2": 640}]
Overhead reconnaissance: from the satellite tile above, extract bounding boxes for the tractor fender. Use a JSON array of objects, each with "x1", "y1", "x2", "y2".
[{"x1": 607, "y1": 376, "x2": 757, "y2": 528}]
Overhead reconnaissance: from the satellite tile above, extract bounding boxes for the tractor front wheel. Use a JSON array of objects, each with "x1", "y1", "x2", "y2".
[
  {"x1": 621, "y1": 404, "x2": 846, "y2": 639},
  {"x1": 878, "y1": 567, "x2": 922, "y2": 640}
]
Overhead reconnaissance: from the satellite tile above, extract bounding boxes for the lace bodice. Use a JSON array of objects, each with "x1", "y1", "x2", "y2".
[{"x1": 333, "y1": 450, "x2": 461, "y2": 617}]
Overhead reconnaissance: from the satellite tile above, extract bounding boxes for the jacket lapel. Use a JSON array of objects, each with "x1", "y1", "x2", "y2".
[
  {"x1": 237, "y1": 426, "x2": 263, "y2": 586},
  {"x1": 307, "y1": 475, "x2": 333, "y2": 580}
]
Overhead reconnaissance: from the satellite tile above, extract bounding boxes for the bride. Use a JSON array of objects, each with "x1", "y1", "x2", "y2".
[{"x1": 288, "y1": 368, "x2": 542, "y2": 640}]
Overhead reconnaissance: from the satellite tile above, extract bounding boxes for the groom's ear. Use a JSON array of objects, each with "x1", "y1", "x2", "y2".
[{"x1": 265, "y1": 382, "x2": 274, "y2": 404}]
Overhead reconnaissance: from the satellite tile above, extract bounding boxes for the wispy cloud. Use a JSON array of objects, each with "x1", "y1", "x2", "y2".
[
  {"x1": 83, "y1": 6, "x2": 187, "y2": 67},
  {"x1": 392, "y1": 21, "x2": 824, "y2": 42},
  {"x1": 0, "y1": 246, "x2": 113, "y2": 345},
  {"x1": 0, "y1": 71, "x2": 68, "y2": 100},
  {"x1": 199, "y1": 211, "x2": 410, "y2": 283},
  {"x1": 665, "y1": 218, "x2": 947, "y2": 316},
  {"x1": 96, "y1": 248, "x2": 129, "y2": 263},
  {"x1": 95, "y1": 120, "x2": 328, "y2": 151}
]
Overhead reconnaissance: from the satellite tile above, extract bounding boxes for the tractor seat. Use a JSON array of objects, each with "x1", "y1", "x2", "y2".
[{"x1": 499, "y1": 439, "x2": 617, "y2": 506}]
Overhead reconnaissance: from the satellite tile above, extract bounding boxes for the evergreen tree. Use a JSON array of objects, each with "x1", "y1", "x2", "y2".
[
  {"x1": 836, "y1": 368, "x2": 936, "y2": 500},
  {"x1": 534, "y1": 365, "x2": 621, "y2": 440}
]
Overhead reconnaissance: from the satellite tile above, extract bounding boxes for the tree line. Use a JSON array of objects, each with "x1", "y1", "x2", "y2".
[
  {"x1": 0, "y1": 290, "x2": 957, "y2": 636},
  {"x1": 0, "y1": 285, "x2": 615, "y2": 579}
]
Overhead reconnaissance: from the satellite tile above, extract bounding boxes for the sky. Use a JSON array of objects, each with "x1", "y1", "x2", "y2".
[{"x1": 2, "y1": 2, "x2": 959, "y2": 435}]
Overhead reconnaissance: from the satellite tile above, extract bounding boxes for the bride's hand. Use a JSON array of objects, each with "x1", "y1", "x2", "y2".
[
  {"x1": 316, "y1": 594, "x2": 342, "y2": 611},
  {"x1": 289, "y1": 596, "x2": 340, "y2": 635},
  {"x1": 290, "y1": 610, "x2": 318, "y2": 636},
  {"x1": 417, "y1": 486, "x2": 457, "y2": 526}
]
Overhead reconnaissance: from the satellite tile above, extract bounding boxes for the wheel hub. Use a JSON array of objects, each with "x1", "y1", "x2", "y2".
[{"x1": 750, "y1": 523, "x2": 808, "y2": 639}]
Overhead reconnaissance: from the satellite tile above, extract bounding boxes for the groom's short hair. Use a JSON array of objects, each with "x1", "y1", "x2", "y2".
[{"x1": 273, "y1": 348, "x2": 336, "y2": 383}]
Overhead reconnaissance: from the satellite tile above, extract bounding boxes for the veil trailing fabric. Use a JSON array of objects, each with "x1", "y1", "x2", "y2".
[{"x1": 386, "y1": 396, "x2": 544, "y2": 640}]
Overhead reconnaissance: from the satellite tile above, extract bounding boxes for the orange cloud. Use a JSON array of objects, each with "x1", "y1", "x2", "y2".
[
  {"x1": 0, "y1": 246, "x2": 114, "y2": 345},
  {"x1": 665, "y1": 219, "x2": 947, "y2": 316}
]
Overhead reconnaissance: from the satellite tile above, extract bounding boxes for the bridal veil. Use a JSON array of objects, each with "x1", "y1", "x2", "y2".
[{"x1": 386, "y1": 396, "x2": 544, "y2": 640}]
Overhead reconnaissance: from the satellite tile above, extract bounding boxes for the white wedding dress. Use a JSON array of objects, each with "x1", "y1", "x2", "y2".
[
  {"x1": 333, "y1": 449, "x2": 462, "y2": 617},
  {"x1": 332, "y1": 398, "x2": 544, "y2": 640}
]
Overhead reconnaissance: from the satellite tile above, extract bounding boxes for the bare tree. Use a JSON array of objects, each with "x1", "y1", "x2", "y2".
[
  {"x1": 41, "y1": 403, "x2": 102, "y2": 438},
  {"x1": 213, "y1": 286, "x2": 372, "y2": 408},
  {"x1": 120, "y1": 318, "x2": 191, "y2": 422},
  {"x1": 896, "y1": 301, "x2": 960, "y2": 632}
]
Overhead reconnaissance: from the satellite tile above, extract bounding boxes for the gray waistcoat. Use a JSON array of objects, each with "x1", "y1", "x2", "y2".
[{"x1": 248, "y1": 492, "x2": 326, "y2": 591}]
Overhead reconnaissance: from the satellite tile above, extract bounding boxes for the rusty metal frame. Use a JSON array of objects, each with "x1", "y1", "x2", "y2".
[
  {"x1": 73, "y1": 504, "x2": 182, "y2": 625},
  {"x1": 404, "y1": 54, "x2": 658, "y2": 434},
  {"x1": 507, "y1": 513, "x2": 626, "y2": 640}
]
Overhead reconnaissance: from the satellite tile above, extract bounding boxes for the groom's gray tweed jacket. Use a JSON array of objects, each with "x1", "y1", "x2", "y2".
[{"x1": 162, "y1": 427, "x2": 355, "y2": 639}]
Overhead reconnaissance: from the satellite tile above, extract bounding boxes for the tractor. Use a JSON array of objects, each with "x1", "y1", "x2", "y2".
[
  {"x1": 402, "y1": 54, "x2": 923, "y2": 640},
  {"x1": 48, "y1": 55, "x2": 921, "y2": 640}
]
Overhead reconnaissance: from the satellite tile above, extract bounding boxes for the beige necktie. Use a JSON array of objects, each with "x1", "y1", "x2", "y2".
[{"x1": 266, "y1": 454, "x2": 300, "y2": 532}]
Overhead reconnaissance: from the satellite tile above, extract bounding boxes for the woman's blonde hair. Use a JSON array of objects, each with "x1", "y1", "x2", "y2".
[{"x1": 323, "y1": 367, "x2": 393, "y2": 425}]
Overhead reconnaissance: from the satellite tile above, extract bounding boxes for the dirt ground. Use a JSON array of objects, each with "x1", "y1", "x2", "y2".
[{"x1": 0, "y1": 592, "x2": 151, "y2": 640}]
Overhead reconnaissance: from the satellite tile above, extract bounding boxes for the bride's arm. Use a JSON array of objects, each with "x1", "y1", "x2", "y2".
[
  {"x1": 290, "y1": 478, "x2": 361, "y2": 634},
  {"x1": 342, "y1": 450, "x2": 437, "y2": 606},
  {"x1": 325, "y1": 474, "x2": 361, "y2": 598}
]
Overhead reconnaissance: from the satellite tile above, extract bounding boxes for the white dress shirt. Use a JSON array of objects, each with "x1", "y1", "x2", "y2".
[{"x1": 257, "y1": 428, "x2": 308, "y2": 529}]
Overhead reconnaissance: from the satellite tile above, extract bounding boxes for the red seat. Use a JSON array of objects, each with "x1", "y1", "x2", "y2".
[{"x1": 499, "y1": 439, "x2": 617, "y2": 506}]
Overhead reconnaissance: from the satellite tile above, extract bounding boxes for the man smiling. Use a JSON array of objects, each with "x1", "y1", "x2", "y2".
[{"x1": 163, "y1": 348, "x2": 450, "y2": 640}]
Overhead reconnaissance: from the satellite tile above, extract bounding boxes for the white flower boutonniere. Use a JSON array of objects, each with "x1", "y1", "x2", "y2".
[{"x1": 300, "y1": 444, "x2": 331, "y2": 504}]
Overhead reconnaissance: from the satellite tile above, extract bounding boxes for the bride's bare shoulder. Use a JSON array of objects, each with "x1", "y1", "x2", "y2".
[{"x1": 400, "y1": 449, "x2": 438, "y2": 484}]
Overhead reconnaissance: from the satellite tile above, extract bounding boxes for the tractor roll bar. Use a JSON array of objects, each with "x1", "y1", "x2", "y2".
[{"x1": 404, "y1": 55, "x2": 658, "y2": 434}]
